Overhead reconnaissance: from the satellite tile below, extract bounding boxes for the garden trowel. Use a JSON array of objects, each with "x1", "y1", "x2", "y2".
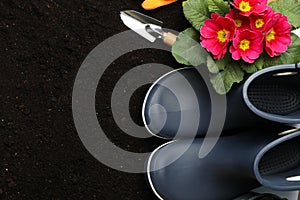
[{"x1": 120, "y1": 10, "x2": 177, "y2": 46}]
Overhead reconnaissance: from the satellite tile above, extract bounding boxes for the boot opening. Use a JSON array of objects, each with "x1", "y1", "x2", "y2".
[
  {"x1": 247, "y1": 71, "x2": 300, "y2": 116},
  {"x1": 258, "y1": 137, "x2": 300, "y2": 176}
]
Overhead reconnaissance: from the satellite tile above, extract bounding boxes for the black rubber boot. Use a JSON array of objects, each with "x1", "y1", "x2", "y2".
[
  {"x1": 143, "y1": 64, "x2": 300, "y2": 139},
  {"x1": 146, "y1": 127, "x2": 300, "y2": 200}
]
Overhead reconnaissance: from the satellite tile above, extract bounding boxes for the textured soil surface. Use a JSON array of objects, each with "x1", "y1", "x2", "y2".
[{"x1": 0, "y1": 0, "x2": 189, "y2": 199}]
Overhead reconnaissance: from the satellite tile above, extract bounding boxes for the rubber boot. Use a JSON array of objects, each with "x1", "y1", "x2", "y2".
[
  {"x1": 146, "y1": 127, "x2": 300, "y2": 200},
  {"x1": 143, "y1": 66, "x2": 269, "y2": 139},
  {"x1": 143, "y1": 64, "x2": 300, "y2": 139}
]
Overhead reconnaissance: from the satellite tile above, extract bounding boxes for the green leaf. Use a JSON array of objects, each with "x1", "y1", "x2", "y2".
[
  {"x1": 269, "y1": 0, "x2": 300, "y2": 28},
  {"x1": 278, "y1": 33, "x2": 300, "y2": 64},
  {"x1": 240, "y1": 57, "x2": 264, "y2": 73},
  {"x1": 263, "y1": 54, "x2": 284, "y2": 68},
  {"x1": 264, "y1": 33, "x2": 300, "y2": 67},
  {"x1": 207, "y1": 56, "x2": 218, "y2": 73},
  {"x1": 172, "y1": 28, "x2": 208, "y2": 66},
  {"x1": 210, "y1": 63, "x2": 244, "y2": 95},
  {"x1": 207, "y1": 0, "x2": 230, "y2": 16},
  {"x1": 207, "y1": 53, "x2": 230, "y2": 73},
  {"x1": 183, "y1": 0, "x2": 210, "y2": 30},
  {"x1": 182, "y1": 0, "x2": 189, "y2": 7}
]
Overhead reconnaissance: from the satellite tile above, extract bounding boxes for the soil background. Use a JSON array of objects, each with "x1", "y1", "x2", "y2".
[{"x1": 0, "y1": 0, "x2": 190, "y2": 199}]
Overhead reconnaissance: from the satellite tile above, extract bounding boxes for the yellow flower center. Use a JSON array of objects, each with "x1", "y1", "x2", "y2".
[
  {"x1": 239, "y1": 1, "x2": 252, "y2": 12},
  {"x1": 239, "y1": 39, "x2": 250, "y2": 51},
  {"x1": 235, "y1": 19, "x2": 242, "y2": 28},
  {"x1": 255, "y1": 19, "x2": 264, "y2": 28},
  {"x1": 266, "y1": 30, "x2": 276, "y2": 41},
  {"x1": 217, "y1": 29, "x2": 227, "y2": 43}
]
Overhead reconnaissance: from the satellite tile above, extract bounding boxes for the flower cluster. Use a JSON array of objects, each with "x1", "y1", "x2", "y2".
[{"x1": 200, "y1": 0, "x2": 292, "y2": 63}]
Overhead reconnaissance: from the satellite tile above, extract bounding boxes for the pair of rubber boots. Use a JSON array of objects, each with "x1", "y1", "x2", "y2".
[{"x1": 143, "y1": 64, "x2": 300, "y2": 200}]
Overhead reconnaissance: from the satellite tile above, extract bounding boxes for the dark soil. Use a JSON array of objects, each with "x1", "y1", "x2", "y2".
[{"x1": 0, "y1": 0, "x2": 189, "y2": 199}]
